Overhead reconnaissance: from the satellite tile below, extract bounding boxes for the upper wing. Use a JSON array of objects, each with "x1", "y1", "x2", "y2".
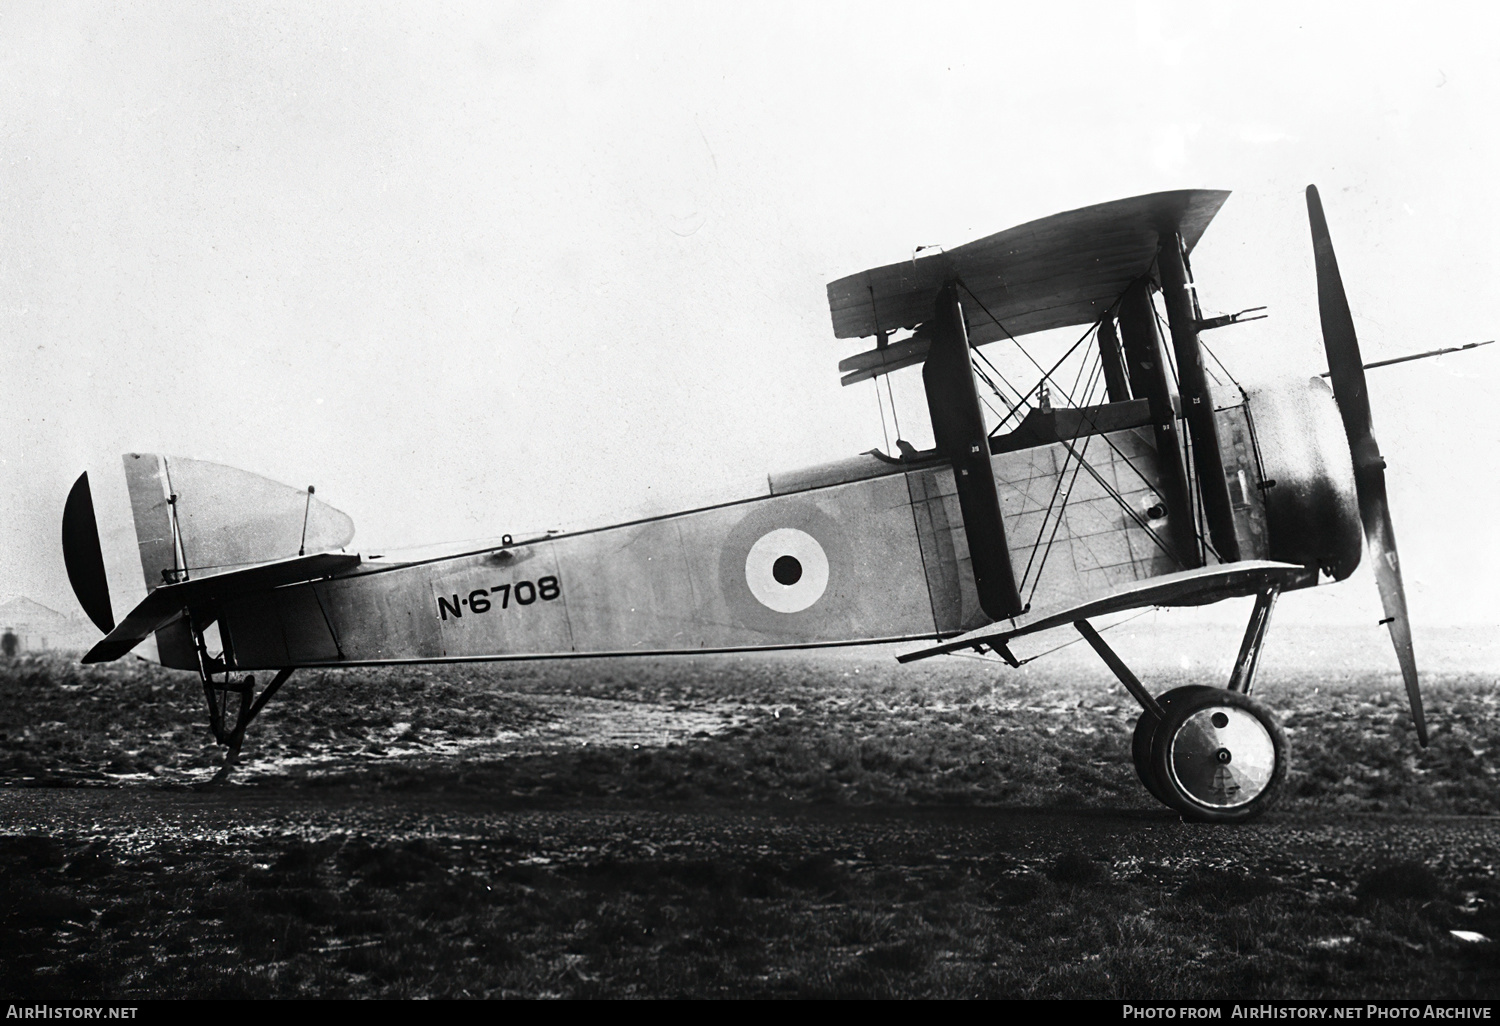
[{"x1": 828, "y1": 189, "x2": 1230, "y2": 385}]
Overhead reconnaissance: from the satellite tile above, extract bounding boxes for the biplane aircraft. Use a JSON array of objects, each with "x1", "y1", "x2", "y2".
[{"x1": 61, "y1": 186, "x2": 1453, "y2": 821}]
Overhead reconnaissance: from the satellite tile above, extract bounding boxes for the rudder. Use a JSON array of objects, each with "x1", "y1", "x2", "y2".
[{"x1": 122, "y1": 453, "x2": 355, "y2": 588}]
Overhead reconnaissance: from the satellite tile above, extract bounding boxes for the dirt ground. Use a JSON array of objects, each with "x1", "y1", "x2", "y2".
[{"x1": 3, "y1": 633, "x2": 1499, "y2": 998}]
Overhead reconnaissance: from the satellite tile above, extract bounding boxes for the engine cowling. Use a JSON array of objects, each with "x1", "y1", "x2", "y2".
[{"x1": 1241, "y1": 376, "x2": 1363, "y2": 582}]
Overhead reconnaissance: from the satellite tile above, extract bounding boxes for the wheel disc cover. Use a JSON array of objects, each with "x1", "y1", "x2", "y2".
[{"x1": 1167, "y1": 706, "x2": 1277, "y2": 808}]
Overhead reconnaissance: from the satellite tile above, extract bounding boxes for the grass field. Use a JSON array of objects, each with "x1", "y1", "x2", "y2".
[{"x1": 2, "y1": 624, "x2": 1498, "y2": 999}]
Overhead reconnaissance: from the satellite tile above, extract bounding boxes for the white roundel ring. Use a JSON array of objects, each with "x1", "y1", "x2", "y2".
[{"x1": 744, "y1": 528, "x2": 830, "y2": 613}]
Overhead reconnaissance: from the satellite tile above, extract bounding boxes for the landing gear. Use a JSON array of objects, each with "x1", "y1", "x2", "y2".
[
  {"x1": 1077, "y1": 583, "x2": 1289, "y2": 823},
  {"x1": 1130, "y1": 685, "x2": 1215, "y2": 804},
  {"x1": 188, "y1": 614, "x2": 294, "y2": 783},
  {"x1": 200, "y1": 664, "x2": 294, "y2": 784},
  {"x1": 1146, "y1": 688, "x2": 1287, "y2": 822}
]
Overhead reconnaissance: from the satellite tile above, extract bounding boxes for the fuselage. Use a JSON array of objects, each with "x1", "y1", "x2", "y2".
[{"x1": 194, "y1": 376, "x2": 1357, "y2": 671}]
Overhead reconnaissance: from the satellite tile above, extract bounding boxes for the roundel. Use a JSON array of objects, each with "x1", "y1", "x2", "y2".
[
  {"x1": 719, "y1": 502, "x2": 852, "y2": 634},
  {"x1": 744, "y1": 528, "x2": 829, "y2": 613}
]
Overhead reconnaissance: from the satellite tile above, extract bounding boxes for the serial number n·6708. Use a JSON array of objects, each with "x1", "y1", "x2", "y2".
[{"x1": 437, "y1": 576, "x2": 561, "y2": 621}]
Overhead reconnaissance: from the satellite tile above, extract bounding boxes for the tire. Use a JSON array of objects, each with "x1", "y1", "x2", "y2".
[
  {"x1": 1131, "y1": 685, "x2": 1217, "y2": 805},
  {"x1": 1148, "y1": 688, "x2": 1289, "y2": 824}
]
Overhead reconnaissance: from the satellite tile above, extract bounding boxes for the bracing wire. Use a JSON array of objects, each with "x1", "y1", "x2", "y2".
[
  {"x1": 1018, "y1": 444, "x2": 1077, "y2": 593},
  {"x1": 872, "y1": 378, "x2": 892, "y2": 454},
  {"x1": 1211, "y1": 340, "x2": 1271, "y2": 495},
  {"x1": 1148, "y1": 292, "x2": 1215, "y2": 560},
  {"x1": 1151, "y1": 290, "x2": 1228, "y2": 563},
  {"x1": 960, "y1": 275, "x2": 1203, "y2": 568},
  {"x1": 975, "y1": 389, "x2": 1009, "y2": 425},
  {"x1": 1065, "y1": 327, "x2": 1096, "y2": 402},
  {"x1": 1018, "y1": 355, "x2": 1106, "y2": 597},
  {"x1": 1024, "y1": 423, "x2": 1095, "y2": 609},
  {"x1": 986, "y1": 321, "x2": 1102, "y2": 436},
  {"x1": 1200, "y1": 338, "x2": 1246, "y2": 400},
  {"x1": 973, "y1": 345, "x2": 1026, "y2": 410},
  {"x1": 946, "y1": 607, "x2": 1156, "y2": 667},
  {"x1": 971, "y1": 360, "x2": 1017, "y2": 431},
  {"x1": 884, "y1": 370, "x2": 903, "y2": 441},
  {"x1": 959, "y1": 287, "x2": 1182, "y2": 565},
  {"x1": 957, "y1": 279, "x2": 1089, "y2": 408},
  {"x1": 1152, "y1": 301, "x2": 1183, "y2": 395},
  {"x1": 1019, "y1": 350, "x2": 1182, "y2": 593},
  {"x1": 1052, "y1": 345, "x2": 1181, "y2": 561},
  {"x1": 865, "y1": 283, "x2": 904, "y2": 445}
]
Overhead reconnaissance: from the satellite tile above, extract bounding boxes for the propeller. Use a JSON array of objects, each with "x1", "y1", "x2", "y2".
[{"x1": 1306, "y1": 185, "x2": 1427, "y2": 746}]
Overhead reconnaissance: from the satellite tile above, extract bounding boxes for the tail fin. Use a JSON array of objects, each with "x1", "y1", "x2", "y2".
[
  {"x1": 64, "y1": 454, "x2": 355, "y2": 669},
  {"x1": 121, "y1": 453, "x2": 355, "y2": 589}
]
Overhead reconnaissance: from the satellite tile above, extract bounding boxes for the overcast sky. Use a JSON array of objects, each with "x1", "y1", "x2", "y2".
[{"x1": 3, "y1": 1, "x2": 1496, "y2": 634}]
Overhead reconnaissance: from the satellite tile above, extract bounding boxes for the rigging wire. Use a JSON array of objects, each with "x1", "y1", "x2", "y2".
[
  {"x1": 972, "y1": 344, "x2": 1026, "y2": 410},
  {"x1": 1205, "y1": 337, "x2": 1273, "y2": 499},
  {"x1": 975, "y1": 389, "x2": 1009, "y2": 426},
  {"x1": 985, "y1": 319, "x2": 1103, "y2": 436},
  {"x1": 1020, "y1": 606, "x2": 1155, "y2": 665},
  {"x1": 1150, "y1": 295, "x2": 1215, "y2": 561},
  {"x1": 976, "y1": 288, "x2": 1129, "y2": 447},
  {"x1": 1153, "y1": 292, "x2": 1229, "y2": 562},
  {"x1": 1017, "y1": 439, "x2": 1078, "y2": 593},
  {"x1": 1018, "y1": 355, "x2": 1105, "y2": 597},
  {"x1": 959, "y1": 284, "x2": 1186, "y2": 565},
  {"x1": 1201, "y1": 338, "x2": 1246, "y2": 400},
  {"x1": 957, "y1": 279, "x2": 1088, "y2": 409},
  {"x1": 1048, "y1": 339, "x2": 1182, "y2": 564},
  {"x1": 1014, "y1": 346, "x2": 1110, "y2": 588},
  {"x1": 1055, "y1": 433, "x2": 1180, "y2": 566},
  {"x1": 971, "y1": 359, "x2": 1014, "y2": 411},
  {"x1": 959, "y1": 276, "x2": 1204, "y2": 568},
  {"x1": 1179, "y1": 417, "x2": 1221, "y2": 564},
  {"x1": 872, "y1": 378, "x2": 892, "y2": 454},
  {"x1": 865, "y1": 283, "x2": 904, "y2": 444},
  {"x1": 945, "y1": 607, "x2": 1157, "y2": 667},
  {"x1": 971, "y1": 360, "x2": 1017, "y2": 430},
  {"x1": 884, "y1": 370, "x2": 903, "y2": 441},
  {"x1": 1024, "y1": 405, "x2": 1099, "y2": 608},
  {"x1": 1019, "y1": 353, "x2": 1183, "y2": 596},
  {"x1": 1153, "y1": 301, "x2": 1183, "y2": 395},
  {"x1": 1065, "y1": 324, "x2": 1096, "y2": 402}
]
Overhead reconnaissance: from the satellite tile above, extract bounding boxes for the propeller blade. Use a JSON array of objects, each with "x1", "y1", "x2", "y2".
[
  {"x1": 1357, "y1": 459, "x2": 1428, "y2": 745},
  {"x1": 1307, "y1": 186, "x2": 1378, "y2": 470},
  {"x1": 1306, "y1": 185, "x2": 1428, "y2": 746}
]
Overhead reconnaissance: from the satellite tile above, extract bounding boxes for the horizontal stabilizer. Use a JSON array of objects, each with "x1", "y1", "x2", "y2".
[
  {"x1": 897, "y1": 560, "x2": 1313, "y2": 664},
  {"x1": 83, "y1": 552, "x2": 361, "y2": 664}
]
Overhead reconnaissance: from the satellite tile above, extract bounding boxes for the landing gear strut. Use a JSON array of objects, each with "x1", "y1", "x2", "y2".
[
  {"x1": 189, "y1": 613, "x2": 294, "y2": 783},
  {"x1": 201, "y1": 667, "x2": 294, "y2": 782},
  {"x1": 1076, "y1": 584, "x2": 1289, "y2": 823}
]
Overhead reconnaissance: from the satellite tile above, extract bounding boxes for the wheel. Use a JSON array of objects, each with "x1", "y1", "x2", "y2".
[
  {"x1": 1148, "y1": 688, "x2": 1289, "y2": 823},
  {"x1": 1131, "y1": 685, "x2": 1217, "y2": 805}
]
